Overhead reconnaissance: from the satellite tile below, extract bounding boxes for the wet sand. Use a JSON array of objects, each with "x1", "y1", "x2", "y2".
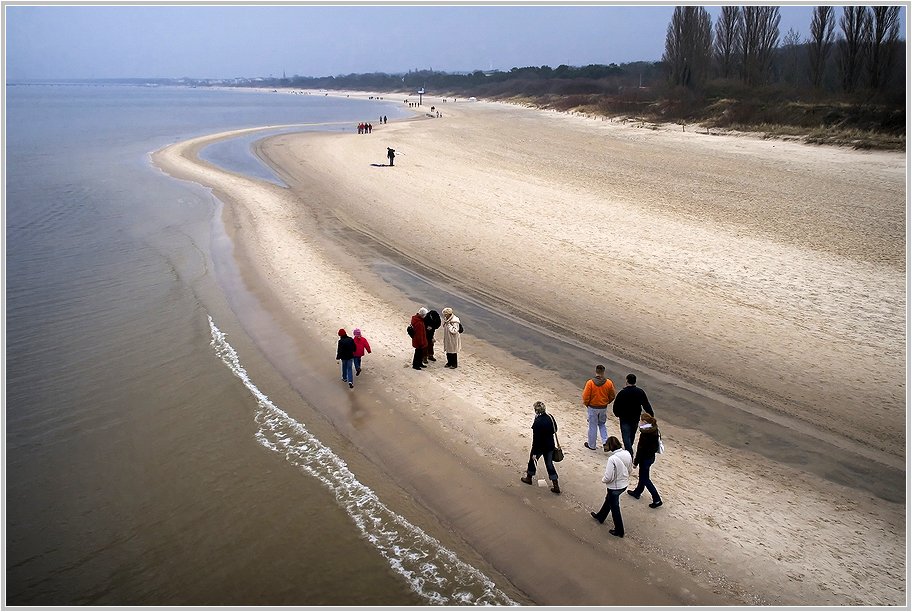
[{"x1": 152, "y1": 92, "x2": 906, "y2": 606}]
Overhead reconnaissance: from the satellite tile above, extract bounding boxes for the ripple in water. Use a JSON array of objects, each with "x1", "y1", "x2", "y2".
[{"x1": 208, "y1": 316, "x2": 518, "y2": 606}]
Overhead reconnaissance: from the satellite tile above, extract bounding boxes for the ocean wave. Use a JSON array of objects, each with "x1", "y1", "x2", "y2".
[{"x1": 208, "y1": 315, "x2": 518, "y2": 606}]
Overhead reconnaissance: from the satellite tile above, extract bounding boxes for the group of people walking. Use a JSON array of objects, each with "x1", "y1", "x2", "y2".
[
  {"x1": 521, "y1": 366, "x2": 663, "y2": 538},
  {"x1": 357, "y1": 122, "x2": 373, "y2": 134},
  {"x1": 336, "y1": 314, "x2": 661, "y2": 541},
  {"x1": 409, "y1": 306, "x2": 463, "y2": 370}
]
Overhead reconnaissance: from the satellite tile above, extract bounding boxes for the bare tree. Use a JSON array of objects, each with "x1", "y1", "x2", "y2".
[
  {"x1": 714, "y1": 6, "x2": 741, "y2": 79},
  {"x1": 837, "y1": 6, "x2": 870, "y2": 93},
  {"x1": 865, "y1": 6, "x2": 901, "y2": 90},
  {"x1": 738, "y1": 6, "x2": 781, "y2": 86},
  {"x1": 663, "y1": 6, "x2": 714, "y2": 89},
  {"x1": 808, "y1": 6, "x2": 836, "y2": 89},
  {"x1": 782, "y1": 27, "x2": 802, "y2": 85}
]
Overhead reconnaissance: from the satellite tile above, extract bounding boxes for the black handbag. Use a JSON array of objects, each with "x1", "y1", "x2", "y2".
[{"x1": 549, "y1": 414, "x2": 564, "y2": 462}]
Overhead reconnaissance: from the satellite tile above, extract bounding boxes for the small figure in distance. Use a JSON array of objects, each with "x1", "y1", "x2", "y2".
[
  {"x1": 613, "y1": 373, "x2": 654, "y2": 454},
  {"x1": 409, "y1": 307, "x2": 428, "y2": 370},
  {"x1": 628, "y1": 413, "x2": 663, "y2": 508},
  {"x1": 520, "y1": 401, "x2": 560, "y2": 494},
  {"x1": 336, "y1": 328, "x2": 356, "y2": 389},
  {"x1": 352, "y1": 328, "x2": 372, "y2": 377},
  {"x1": 582, "y1": 365, "x2": 617, "y2": 452},
  {"x1": 387, "y1": 147, "x2": 396, "y2": 166},
  {"x1": 590, "y1": 436, "x2": 632, "y2": 537}
]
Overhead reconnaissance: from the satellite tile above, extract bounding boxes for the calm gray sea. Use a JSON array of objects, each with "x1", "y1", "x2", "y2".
[{"x1": 5, "y1": 85, "x2": 512, "y2": 606}]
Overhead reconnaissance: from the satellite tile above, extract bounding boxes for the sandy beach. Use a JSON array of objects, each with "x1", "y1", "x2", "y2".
[{"x1": 152, "y1": 91, "x2": 906, "y2": 606}]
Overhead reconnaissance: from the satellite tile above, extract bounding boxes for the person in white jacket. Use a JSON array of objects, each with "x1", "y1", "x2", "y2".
[
  {"x1": 590, "y1": 436, "x2": 632, "y2": 537},
  {"x1": 441, "y1": 307, "x2": 463, "y2": 369}
]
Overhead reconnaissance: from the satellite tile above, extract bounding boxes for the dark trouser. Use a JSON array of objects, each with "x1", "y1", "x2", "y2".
[
  {"x1": 424, "y1": 336, "x2": 435, "y2": 361},
  {"x1": 412, "y1": 347, "x2": 425, "y2": 369},
  {"x1": 632, "y1": 456, "x2": 661, "y2": 503},
  {"x1": 594, "y1": 488, "x2": 624, "y2": 534},
  {"x1": 620, "y1": 419, "x2": 638, "y2": 454},
  {"x1": 526, "y1": 449, "x2": 558, "y2": 481},
  {"x1": 446, "y1": 353, "x2": 458, "y2": 368}
]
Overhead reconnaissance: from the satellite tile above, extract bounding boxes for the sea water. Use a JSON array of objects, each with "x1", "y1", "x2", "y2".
[{"x1": 5, "y1": 84, "x2": 513, "y2": 605}]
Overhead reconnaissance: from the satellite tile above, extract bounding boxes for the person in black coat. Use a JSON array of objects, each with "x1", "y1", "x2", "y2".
[
  {"x1": 520, "y1": 401, "x2": 560, "y2": 494},
  {"x1": 423, "y1": 309, "x2": 442, "y2": 364},
  {"x1": 336, "y1": 328, "x2": 357, "y2": 389},
  {"x1": 612, "y1": 373, "x2": 654, "y2": 453},
  {"x1": 628, "y1": 413, "x2": 663, "y2": 508}
]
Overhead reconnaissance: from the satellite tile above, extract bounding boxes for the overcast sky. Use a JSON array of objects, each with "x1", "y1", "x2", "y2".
[{"x1": 6, "y1": 4, "x2": 908, "y2": 81}]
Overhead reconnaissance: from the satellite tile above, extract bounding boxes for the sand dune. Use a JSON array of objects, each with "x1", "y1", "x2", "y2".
[{"x1": 152, "y1": 93, "x2": 906, "y2": 605}]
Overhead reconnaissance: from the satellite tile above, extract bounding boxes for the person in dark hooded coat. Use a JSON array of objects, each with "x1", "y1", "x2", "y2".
[
  {"x1": 628, "y1": 413, "x2": 663, "y2": 508},
  {"x1": 423, "y1": 309, "x2": 442, "y2": 364}
]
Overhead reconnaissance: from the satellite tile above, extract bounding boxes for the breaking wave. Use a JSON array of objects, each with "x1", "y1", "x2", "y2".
[{"x1": 208, "y1": 316, "x2": 518, "y2": 606}]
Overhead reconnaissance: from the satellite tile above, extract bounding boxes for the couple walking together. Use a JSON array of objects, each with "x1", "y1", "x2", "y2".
[
  {"x1": 586, "y1": 367, "x2": 663, "y2": 537},
  {"x1": 336, "y1": 328, "x2": 372, "y2": 389},
  {"x1": 590, "y1": 412, "x2": 663, "y2": 538}
]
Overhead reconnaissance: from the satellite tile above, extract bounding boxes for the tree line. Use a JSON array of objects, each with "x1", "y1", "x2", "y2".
[
  {"x1": 224, "y1": 6, "x2": 903, "y2": 144},
  {"x1": 665, "y1": 5, "x2": 903, "y2": 97}
]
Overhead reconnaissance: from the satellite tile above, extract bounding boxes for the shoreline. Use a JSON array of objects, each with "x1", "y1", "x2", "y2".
[{"x1": 151, "y1": 98, "x2": 906, "y2": 605}]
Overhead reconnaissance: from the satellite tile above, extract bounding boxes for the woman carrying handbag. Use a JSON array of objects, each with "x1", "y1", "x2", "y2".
[{"x1": 520, "y1": 401, "x2": 561, "y2": 494}]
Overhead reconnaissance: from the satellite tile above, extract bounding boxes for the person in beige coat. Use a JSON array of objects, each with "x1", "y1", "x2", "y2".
[{"x1": 441, "y1": 307, "x2": 463, "y2": 368}]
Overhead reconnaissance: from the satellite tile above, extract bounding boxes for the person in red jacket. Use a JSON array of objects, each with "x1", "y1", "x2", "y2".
[
  {"x1": 352, "y1": 328, "x2": 372, "y2": 376},
  {"x1": 410, "y1": 307, "x2": 428, "y2": 370}
]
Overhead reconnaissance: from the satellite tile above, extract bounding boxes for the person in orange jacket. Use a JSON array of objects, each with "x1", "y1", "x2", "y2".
[{"x1": 582, "y1": 364, "x2": 616, "y2": 451}]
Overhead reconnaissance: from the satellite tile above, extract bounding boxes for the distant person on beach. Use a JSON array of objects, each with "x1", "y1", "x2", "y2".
[
  {"x1": 357, "y1": 122, "x2": 363, "y2": 134},
  {"x1": 387, "y1": 147, "x2": 396, "y2": 166},
  {"x1": 352, "y1": 328, "x2": 372, "y2": 377},
  {"x1": 409, "y1": 307, "x2": 429, "y2": 370},
  {"x1": 367, "y1": 123, "x2": 372, "y2": 134},
  {"x1": 590, "y1": 436, "x2": 632, "y2": 537},
  {"x1": 613, "y1": 373, "x2": 654, "y2": 453},
  {"x1": 336, "y1": 328, "x2": 357, "y2": 389},
  {"x1": 383, "y1": 115, "x2": 387, "y2": 124},
  {"x1": 582, "y1": 365, "x2": 616, "y2": 451},
  {"x1": 441, "y1": 307, "x2": 463, "y2": 368},
  {"x1": 423, "y1": 309, "x2": 441, "y2": 365},
  {"x1": 520, "y1": 401, "x2": 560, "y2": 494},
  {"x1": 628, "y1": 413, "x2": 663, "y2": 508}
]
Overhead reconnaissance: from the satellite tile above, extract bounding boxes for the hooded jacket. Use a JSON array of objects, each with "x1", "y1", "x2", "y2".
[
  {"x1": 583, "y1": 376, "x2": 616, "y2": 408},
  {"x1": 602, "y1": 448, "x2": 632, "y2": 490},
  {"x1": 633, "y1": 423, "x2": 660, "y2": 467},
  {"x1": 353, "y1": 335, "x2": 372, "y2": 358}
]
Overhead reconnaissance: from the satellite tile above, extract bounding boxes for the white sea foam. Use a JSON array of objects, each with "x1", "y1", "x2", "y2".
[{"x1": 208, "y1": 316, "x2": 518, "y2": 606}]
